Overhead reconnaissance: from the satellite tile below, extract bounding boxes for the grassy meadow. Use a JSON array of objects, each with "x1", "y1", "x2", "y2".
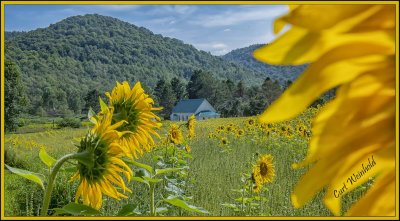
[{"x1": 3, "y1": 107, "x2": 369, "y2": 217}]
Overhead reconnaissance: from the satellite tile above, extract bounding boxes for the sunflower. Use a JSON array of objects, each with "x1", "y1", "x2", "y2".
[
  {"x1": 216, "y1": 126, "x2": 225, "y2": 134},
  {"x1": 220, "y1": 137, "x2": 229, "y2": 146},
  {"x1": 70, "y1": 108, "x2": 133, "y2": 210},
  {"x1": 187, "y1": 115, "x2": 196, "y2": 139},
  {"x1": 226, "y1": 125, "x2": 235, "y2": 133},
  {"x1": 254, "y1": 5, "x2": 395, "y2": 216},
  {"x1": 264, "y1": 128, "x2": 272, "y2": 137},
  {"x1": 105, "y1": 81, "x2": 162, "y2": 159},
  {"x1": 168, "y1": 124, "x2": 183, "y2": 145},
  {"x1": 252, "y1": 154, "x2": 275, "y2": 186},
  {"x1": 296, "y1": 124, "x2": 308, "y2": 137},
  {"x1": 246, "y1": 118, "x2": 256, "y2": 127},
  {"x1": 237, "y1": 129, "x2": 245, "y2": 137},
  {"x1": 208, "y1": 132, "x2": 215, "y2": 139}
]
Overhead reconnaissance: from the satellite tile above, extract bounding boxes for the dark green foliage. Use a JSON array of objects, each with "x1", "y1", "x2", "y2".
[
  {"x1": 260, "y1": 77, "x2": 282, "y2": 106},
  {"x1": 57, "y1": 117, "x2": 81, "y2": 128},
  {"x1": 83, "y1": 89, "x2": 101, "y2": 113},
  {"x1": 170, "y1": 77, "x2": 186, "y2": 103},
  {"x1": 222, "y1": 44, "x2": 308, "y2": 84},
  {"x1": 187, "y1": 70, "x2": 215, "y2": 99},
  {"x1": 154, "y1": 79, "x2": 166, "y2": 105},
  {"x1": 4, "y1": 146, "x2": 29, "y2": 170},
  {"x1": 5, "y1": 14, "x2": 273, "y2": 116},
  {"x1": 4, "y1": 60, "x2": 26, "y2": 132},
  {"x1": 154, "y1": 79, "x2": 177, "y2": 119}
]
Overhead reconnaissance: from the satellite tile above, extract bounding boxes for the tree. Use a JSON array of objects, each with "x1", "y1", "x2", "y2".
[
  {"x1": 170, "y1": 77, "x2": 186, "y2": 103},
  {"x1": 154, "y1": 79, "x2": 166, "y2": 105},
  {"x1": 84, "y1": 89, "x2": 101, "y2": 113},
  {"x1": 67, "y1": 89, "x2": 82, "y2": 114},
  {"x1": 235, "y1": 80, "x2": 245, "y2": 98},
  {"x1": 260, "y1": 77, "x2": 282, "y2": 107},
  {"x1": 187, "y1": 70, "x2": 215, "y2": 99},
  {"x1": 4, "y1": 60, "x2": 26, "y2": 132},
  {"x1": 159, "y1": 83, "x2": 176, "y2": 119}
]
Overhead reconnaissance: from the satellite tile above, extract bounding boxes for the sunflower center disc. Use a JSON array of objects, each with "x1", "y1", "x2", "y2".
[{"x1": 260, "y1": 162, "x2": 268, "y2": 176}]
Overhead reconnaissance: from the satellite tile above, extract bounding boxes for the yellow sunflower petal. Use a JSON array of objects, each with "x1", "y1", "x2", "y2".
[{"x1": 346, "y1": 169, "x2": 395, "y2": 216}]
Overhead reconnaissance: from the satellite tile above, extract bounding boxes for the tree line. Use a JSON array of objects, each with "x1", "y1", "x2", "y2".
[
  {"x1": 151, "y1": 69, "x2": 283, "y2": 119},
  {"x1": 4, "y1": 60, "x2": 285, "y2": 131},
  {"x1": 5, "y1": 59, "x2": 332, "y2": 132}
]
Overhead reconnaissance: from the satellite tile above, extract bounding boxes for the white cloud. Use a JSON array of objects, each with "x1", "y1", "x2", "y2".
[
  {"x1": 212, "y1": 43, "x2": 228, "y2": 49},
  {"x1": 91, "y1": 5, "x2": 142, "y2": 12},
  {"x1": 146, "y1": 5, "x2": 197, "y2": 15},
  {"x1": 191, "y1": 6, "x2": 288, "y2": 27},
  {"x1": 223, "y1": 28, "x2": 231, "y2": 32},
  {"x1": 171, "y1": 5, "x2": 197, "y2": 14},
  {"x1": 192, "y1": 42, "x2": 230, "y2": 55}
]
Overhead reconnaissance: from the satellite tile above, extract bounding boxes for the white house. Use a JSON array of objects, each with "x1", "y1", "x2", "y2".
[{"x1": 170, "y1": 99, "x2": 220, "y2": 121}]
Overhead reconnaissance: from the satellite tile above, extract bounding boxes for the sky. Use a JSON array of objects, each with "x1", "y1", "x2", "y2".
[{"x1": 5, "y1": 4, "x2": 288, "y2": 55}]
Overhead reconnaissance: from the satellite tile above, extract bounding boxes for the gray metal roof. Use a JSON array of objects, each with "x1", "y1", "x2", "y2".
[{"x1": 172, "y1": 99, "x2": 206, "y2": 113}]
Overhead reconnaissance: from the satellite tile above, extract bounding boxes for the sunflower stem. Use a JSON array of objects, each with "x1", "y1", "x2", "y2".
[
  {"x1": 149, "y1": 183, "x2": 156, "y2": 216},
  {"x1": 40, "y1": 151, "x2": 90, "y2": 216}
]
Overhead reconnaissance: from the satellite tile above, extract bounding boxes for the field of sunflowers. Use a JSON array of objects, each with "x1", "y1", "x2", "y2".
[
  {"x1": 3, "y1": 4, "x2": 395, "y2": 218},
  {"x1": 3, "y1": 102, "x2": 368, "y2": 217}
]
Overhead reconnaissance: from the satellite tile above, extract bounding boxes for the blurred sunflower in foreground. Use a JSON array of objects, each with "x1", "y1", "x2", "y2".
[{"x1": 254, "y1": 5, "x2": 395, "y2": 216}]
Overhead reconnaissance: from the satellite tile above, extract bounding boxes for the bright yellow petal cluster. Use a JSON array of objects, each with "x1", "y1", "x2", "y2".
[
  {"x1": 70, "y1": 108, "x2": 133, "y2": 209},
  {"x1": 254, "y1": 5, "x2": 395, "y2": 216},
  {"x1": 187, "y1": 115, "x2": 196, "y2": 139},
  {"x1": 252, "y1": 154, "x2": 275, "y2": 192},
  {"x1": 105, "y1": 81, "x2": 162, "y2": 159},
  {"x1": 168, "y1": 124, "x2": 183, "y2": 145}
]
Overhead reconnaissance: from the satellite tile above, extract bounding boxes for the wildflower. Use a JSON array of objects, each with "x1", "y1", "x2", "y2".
[
  {"x1": 237, "y1": 129, "x2": 245, "y2": 137},
  {"x1": 246, "y1": 118, "x2": 256, "y2": 127},
  {"x1": 187, "y1": 115, "x2": 196, "y2": 139},
  {"x1": 208, "y1": 132, "x2": 215, "y2": 139},
  {"x1": 168, "y1": 124, "x2": 183, "y2": 145},
  {"x1": 105, "y1": 81, "x2": 162, "y2": 159},
  {"x1": 252, "y1": 154, "x2": 275, "y2": 186},
  {"x1": 70, "y1": 108, "x2": 133, "y2": 209},
  {"x1": 220, "y1": 137, "x2": 229, "y2": 146}
]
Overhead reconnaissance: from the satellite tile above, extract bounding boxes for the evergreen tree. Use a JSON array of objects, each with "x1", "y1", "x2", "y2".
[
  {"x1": 187, "y1": 70, "x2": 214, "y2": 99},
  {"x1": 159, "y1": 83, "x2": 176, "y2": 119},
  {"x1": 84, "y1": 89, "x2": 101, "y2": 113},
  {"x1": 260, "y1": 77, "x2": 282, "y2": 107},
  {"x1": 154, "y1": 78, "x2": 166, "y2": 105},
  {"x1": 4, "y1": 60, "x2": 26, "y2": 132},
  {"x1": 170, "y1": 77, "x2": 186, "y2": 103}
]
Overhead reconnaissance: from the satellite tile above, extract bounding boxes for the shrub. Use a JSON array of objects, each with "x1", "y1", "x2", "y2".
[{"x1": 57, "y1": 117, "x2": 81, "y2": 128}]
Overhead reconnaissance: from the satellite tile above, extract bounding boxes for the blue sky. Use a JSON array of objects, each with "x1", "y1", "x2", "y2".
[{"x1": 5, "y1": 4, "x2": 288, "y2": 55}]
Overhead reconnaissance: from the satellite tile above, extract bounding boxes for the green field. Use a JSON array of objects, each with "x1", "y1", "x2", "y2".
[{"x1": 3, "y1": 108, "x2": 368, "y2": 217}]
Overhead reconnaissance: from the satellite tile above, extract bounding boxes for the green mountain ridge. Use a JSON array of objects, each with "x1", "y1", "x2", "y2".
[
  {"x1": 222, "y1": 44, "x2": 307, "y2": 84},
  {"x1": 5, "y1": 14, "x2": 304, "y2": 115}
]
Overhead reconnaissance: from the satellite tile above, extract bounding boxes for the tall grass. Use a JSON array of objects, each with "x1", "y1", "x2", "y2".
[{"x1": 4, "y1": 111, "x2": 368, "y2": 217}]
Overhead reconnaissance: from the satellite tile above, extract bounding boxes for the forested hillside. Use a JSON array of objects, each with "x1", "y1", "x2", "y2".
[
  {"x1": 5, "y1": 14, "x2": 307, "y2": 117},
  {"x1": 5, "y1": 14, "x2": 277, "y2": 115},
  {"x1": 222, "y1": 44, "x2": 307, "y2": 84}
]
